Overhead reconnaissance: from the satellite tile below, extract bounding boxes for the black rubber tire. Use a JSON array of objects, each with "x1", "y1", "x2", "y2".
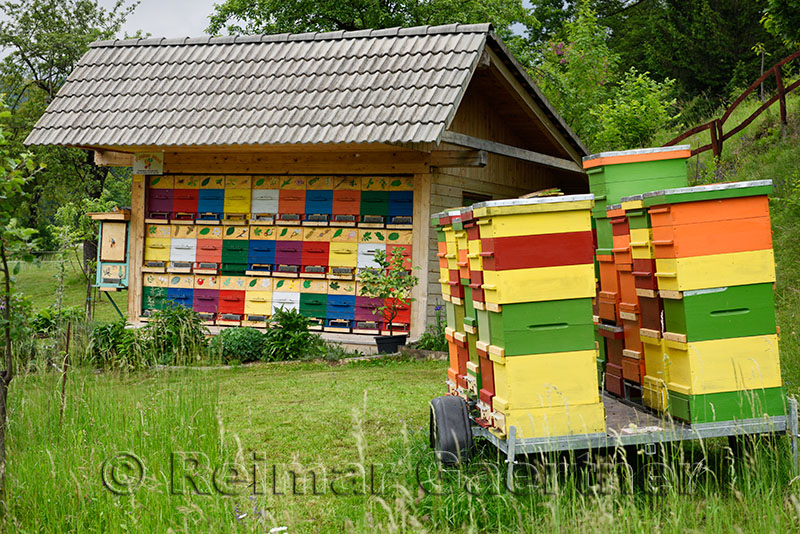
[{"x1": 429, "y1": 396, "x2": 473, "y2": 465}]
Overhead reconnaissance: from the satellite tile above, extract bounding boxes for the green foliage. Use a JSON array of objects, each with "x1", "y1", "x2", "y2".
[
  {"x1": 262, "y1": 307, "x2": 323, "y2": 361},
  {"x1": 357, "y1": 248, "x2": 418, "y2": 335},
  {"x1": 86, "y1": 318, "x2": 150, "y2": 370},
  {"x1": 415, "y1": 304, "x2": 447, "y2": 351},
  {"x1": 31, "y1": 304, "x2": 83, "y2": 335},
  {"x1": 207, "y1": 326, "x2": 265, "y2": 364},
  {"x1": 591, "y1": 68, "x2": 676, "y2": 151},
  {"x1": 145, "y1": 303, "x2": 207, "y2": 366},
  {"x1": 762, "y1": 0, "x2": 800, "y2": 48}
]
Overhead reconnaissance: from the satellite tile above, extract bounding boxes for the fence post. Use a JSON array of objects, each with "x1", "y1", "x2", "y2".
[
  {"x1": 776, "y1": 68, "x2": 787, "y2": 137},
  {"x1": 710, "y1": 121, "x2": 720, "y2": 160}
]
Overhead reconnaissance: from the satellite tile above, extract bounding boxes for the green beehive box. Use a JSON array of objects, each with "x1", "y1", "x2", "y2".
[
  {"x1": 584, "y1": 146, "x2": 690, "y2": 217},
  {"x1": 299, "y1": 293, "x2": 328, "y2": 319},
  {"x1": 445, "y1": 301, "x2": 465, "y2": 332},
  {"x1": 594, "y1": 216, "x2": 614, "y2": 251},
  {"x1": 488, "y1": 298, "x2": 595, "y2": 356},
  {"x1": 476, "y1": 308, "x2": 491, "y2": 344},
  {"x1": 142, "y1": 286, "x2": 168, "y2": 311},
  {"x1": 668, "y1": 387, "x2": 785, "y2": 424},
  {"x1": 463, "y1": 286, "x2": 478, "y2": 329},
  {"x1": 663, "y1": 283, "x2": 777, "y2": 342}
]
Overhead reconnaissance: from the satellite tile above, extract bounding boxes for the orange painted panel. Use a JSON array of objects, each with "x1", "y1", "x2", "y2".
[{"x1": 651, "y1": 216, "x2": 772, "y2": 258}]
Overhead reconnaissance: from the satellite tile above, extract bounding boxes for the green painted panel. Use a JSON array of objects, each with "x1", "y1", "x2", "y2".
[
  {"x1": 445, "y1": 301, "x2": 457, "y2": 330},
  {"x1": 589, "y1": 158, "x2": 688, "y2": 208},
  {"x1": 453, "y1": 301, "x2": 465, "y2": 332},
  {"x1": 595, "y1": 217, "x2": 614, "y2": 250},
  {"x1": 436, "y1": 229, "x2": 446, "y2": 242},
  {"x1": 221, "y1": 240, "x2": 249, "y2": 263},
  {"x1": 463, "y1": 286, "x2": 477, "y2": 327},
  {"x1": 142, "y1": 286, "x2": 168, "y2": 311},
  {"x1": 467, "y1": 331, "x2": 479, "y2": 366},
  {"x1": 489, "y1": 298, "x2": 595, "y2": 356},
  {"x1": 626, "y1": 208, "x2": 650, "y2": 229},
  {"x1": 477, "y1": 309, "x2": 491, "y2": 344},
  {"x1": 668, "y1": 387, "x2": 786, "y2": 424},
  {"x1": 595, "y1": 329, "x2": 607, "y2": 362},
  {"x1": 662, "y1": 283, "x2": 777, "y2": 341},
  {"x1": 299, "y1": 293, "x2": 328, "y2": 318},
  {"x1": 360, "y1": 191, "x2": 389, "y2": 216}
]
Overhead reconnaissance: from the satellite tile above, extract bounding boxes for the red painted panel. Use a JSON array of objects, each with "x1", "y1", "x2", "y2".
[
  {"x1": 386, "y1": 244, "x2": 412, "y2": 270},
  {"x1": 610, "y1": 215, "x2": 629, "y2": 236},
  {"x1": 196, "y1": 239, "x2": 222, "y2": 263},
  {"x1": 479, "y1": 353, "x2": 495, "y2": 405},
  {"x1": 302, "y1": 241, "x2": 330, "y2": 267},
  {"x1": 638, "y1": 296, "x2": 663, "y2": 331},
  {"x1": 480, "y1": 231, "x2": 594, "y2": 271},
  {"x1": 219, "y1": 290, "x2": 246, "y2": 315},
  {"x1": 605, "y1": 364, "x2": 624, "y2": 397},
  {"x1": 617, "y1": 264, "x2": 638, "y2": 310},
  {"x1": 173, "y1": 189, "x2": 198, "y2": 215},
  {"x1": 278, "y1": 190, "x2": 306, "y2": 217},
  {"x1": 632, "y1": 258, "x2": 658, "y2": 290},
  {"x1": 622, "y1": 317, "x2": 643, "y2": 353},
  {"x1": 332, "y1": 190, "x2": 361, "y2": 218}
]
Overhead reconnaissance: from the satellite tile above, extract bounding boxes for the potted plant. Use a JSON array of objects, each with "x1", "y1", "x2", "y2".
[{"x1": 358, "y1": 247, "x2": 418, "y2": 353}]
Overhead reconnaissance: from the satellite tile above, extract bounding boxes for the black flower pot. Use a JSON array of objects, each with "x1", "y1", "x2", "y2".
[{"x1": 374, "y1": 334, "x2": 407, "y2": 354}]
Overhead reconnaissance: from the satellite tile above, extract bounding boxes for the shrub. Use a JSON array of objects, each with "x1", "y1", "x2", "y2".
[
  {"x1": 87, "y1": 318, "x2": 151, "y2": 371},
  {"x1": 146, "y1": 304, "x2": 207, "y2": 365},
  {"x1": 416, "y1": 305, "x2": 447, "y2": 352},
  {"x1": 208, "y1": 327, "x2": 265, "y2": 364},
  {"x1": 357, "y1": 248, "x2": 418, "y2": 335},
  {"x1": 263, "y1": 307, "x2": 323, "y2": 361},
  {"x1": 32, "y1": 305, "x2": 84, "y2": 336}
]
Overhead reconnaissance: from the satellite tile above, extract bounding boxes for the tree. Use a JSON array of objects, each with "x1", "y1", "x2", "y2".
[
  {"x1": 762, "y1": 0, "x2": 800, "y2": 48},
  {"x1": 0, "y1": 103, "x2": 41, "y2": 501},
  {"x1": 207, "y1": 0, "x2": 537, "y2": 46},
  {"x1": 0, "y1": 0, "x2": 138, "y2": 318}
]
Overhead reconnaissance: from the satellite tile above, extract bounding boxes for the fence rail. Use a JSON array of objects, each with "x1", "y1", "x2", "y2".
[{"x1": 664, "y1": 50, "x2": 800, "y2": 158}]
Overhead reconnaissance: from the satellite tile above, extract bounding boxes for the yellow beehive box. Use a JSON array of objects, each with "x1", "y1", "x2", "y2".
[
  {"x1": 666, "y1": 334, "x2": 782, "y2": 395},
  {"x1": 641, "y1": 330, "x2": 667, "y2": 380},
  {"x1": 224, "y1": 188, "x2": 252, "y2": 215},
  {"x1": 244, "y1": 292, "x2": 272, "y2": 317},
  {"x1": 491, "y1": 350, "x2": 600, "y2": 411},
  {"x1": 482, "y1": 264, "x2": 595, "y2": 305},
  {"x1": 329, "y1": 242, "x2": 358, "y2": 268},
  {"x1": 655, "y1": 249, "x2": 776, "y2": 292},
  {"x1": 491, "y1": 402, "x2": 606, "y2": 440},
  {"x1": 643, "y1": 376, "x2": 669, "y2": 413},
  {"x1": 472, "y1": 196, "x2": 593, "y2": 238},
  {"x1": 144, "y1": 238, "x2": 170, "y2": 263},
  {"x1": 629, "y1": 228, "x2": 654, "y2": 259}
]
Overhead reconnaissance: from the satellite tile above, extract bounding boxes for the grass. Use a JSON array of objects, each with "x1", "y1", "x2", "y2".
[
  {"x1": 12, "y1": 255, "x2": 127, "y2": 323},
  {"x1": 6, "y1": 360, "x2": 800, "y2": 533}
]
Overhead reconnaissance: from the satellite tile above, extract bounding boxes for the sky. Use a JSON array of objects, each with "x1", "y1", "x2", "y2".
[{"x1": 97, "y1": 0, "x2": 218, "y2": 39}]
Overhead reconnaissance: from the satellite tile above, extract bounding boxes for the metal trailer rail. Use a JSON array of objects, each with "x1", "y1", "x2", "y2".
[{"x1": 471, "y1": 394, "x2": 799, "y2": 489}]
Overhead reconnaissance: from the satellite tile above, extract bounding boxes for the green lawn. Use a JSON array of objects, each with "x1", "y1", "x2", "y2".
[{"x1": 12, "y1": 256, "x2": 127, "y2": 323}]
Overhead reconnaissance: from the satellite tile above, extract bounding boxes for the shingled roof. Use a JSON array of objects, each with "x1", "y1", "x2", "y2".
[{"x1": 25, "y1": 23, "x2": 585, "y2": 153}]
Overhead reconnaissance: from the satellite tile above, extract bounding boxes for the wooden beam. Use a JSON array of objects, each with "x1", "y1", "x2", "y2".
[
  {"x1": 127, "y1": 175, "x2": 145, "y2": 322},
  {"x1": 440, "y1": 131, "x2": 584, "y2": 174},
  {"x1": 429, "y1": 150, "x2": 488, "y2": 168},
  {"x1": 161, "y1": 151, "x2": 430, "y2": 175},
  {"x1": 410, "y1": 172, "x2": 432, "y2": 342},
  {"x1": 95, "y1": 150, "x2": 133, "y2": 167}
]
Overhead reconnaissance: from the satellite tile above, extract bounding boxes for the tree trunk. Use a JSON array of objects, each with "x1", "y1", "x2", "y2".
[
  {"x1": 0, "y1": 241, "x2": 14, "y2": 502},
  {"x1": 83, "y1": 239, "x2": 97, "y2": 320}
]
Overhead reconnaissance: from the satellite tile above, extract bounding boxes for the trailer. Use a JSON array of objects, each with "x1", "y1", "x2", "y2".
[{"x1": 429, "y1": 393, "x2": 799, "y2": 488}]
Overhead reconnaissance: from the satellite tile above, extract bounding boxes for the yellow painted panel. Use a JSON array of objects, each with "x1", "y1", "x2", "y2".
[
  {"x1": 621, "y1": 199, "x2": 644, "y2": 210},
  {"x1": 329, "y1": 280, "x2": 357, "y2": 295},
  {"x1": 171, "y1": 224, "x2": 196, "y2": 239},
  {"x1": 666, "y1": 334, "x2": 782, "y2": 395},
  {"x1": 222, "y1": 225, "x2": 250, "y2": 240},
  {"x1": 147, "y1": 175, "x2": 173, "y2": 189},
  {"x1": 244, "y1": 294, "x2": 273, "y2": 316},
  {"x1": 249, "y1": 226, "x2": 277, "y2": 240},
  {"x1": 174, "y1": 175, "x2": 200, "y2": 188},
  {"x1": 655, "y1": 249, "x2": 776, "y2": 291},
  {"x1": 300, "y1": 279, "x2": 328, "y2": 293},
  {"x1": 492, "y1": 350, "x2": 600, "y2": 411},
  {"x1": 482, "y1": 264, "x2": 595, "y2": 304},
  {"x1": 330, "y1": 227, "x2": 358, "y2": 242},
  {"x1": 643, "y1": 376, "x2": 669, "y2": 412},
  {"x1": 144, "y1": 238, "x2": 170, "y2": 262},
  {"x1": 100, "y1": 222, "x2": 127, "y2": 263},
  {"x1": 220, "y1": 276, "x2": 250, "y2": 290},
  {"x1": 272, "y1": 278, "x2": 300, "y2": 292},
  {"x1": 492, "y1": 402, "x2": 605, "y2": 439},
  {"x1": 275, "y1": 226, "x2": 303, "y2": 241},
  {"x1": 332, "y1": 176, "x2": 361, "y2": 190},
  {"x1": 147, "y1": 224, "x2": 171, "y2": 239},
  {"x1": 388, "y1": 176, "x2": 414, "y2": 190},
  {"x1": 252, "y1": 176, "x2": 282, "y2": 189},
  {"x1": 305, "y1": 176, "x2": 333, "y2": 190},
  {"x1": 361, "y1": 176, "x2": 390, "y2": 191},
  {"x1": 304, "y1": 227, "x2": 335, "y2": 242},
  {"x1": 198, "y1": 175, "x2": 225, "y2": 189},
  {"x1": 476, "y1": 209, "x2": 591, "y2": 239},
  {"x1": 386, "y1": 230, "x2": 413, "y2": 245},
  {"x1": 329, "y1": 242, "x2": 358, "y2": 267},
  {"x1": 473, "y1": 199, "x2": 593, "y2": 218},
  {"x1": 193, "y1": 275, "x2": 219, "y2": 289},
  {"x1": 225, "y1": 175, "x2": 252, "y2": 189},
  {"x1": 224, "y1": 189, "x2": 252, "y2": 214},
  {"x1": 467, "y1": 238, "x2": 483, "y2": 272},
  {"x1": 642, "y1": 336, "x2": 668, "y2": 383},
  {"x1": 358, "y1": 228, "x2": 387, "y2": 243},
  {"x1": 143, "y1": 273, "x2": 170, "y2": 287},
  {"x1": 278, "y1": 176, "x2": 306, "y2": 190},
  {"x1": 168, "y1": 274, "x2": 194, "y2": 289},
  {"x1": 629, "y1": 228, "x2": 654, "y2": 259},
  {"x1": 197, "y1": 225, "x2": 223, "y2": 239},
  {"x1": 246, "y1": 277, "x2": 273, "y2": 291}
]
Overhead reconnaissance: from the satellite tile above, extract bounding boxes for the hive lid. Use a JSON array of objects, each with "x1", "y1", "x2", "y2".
[
  {"x1": 583, "y1": 145, "x2": 691, "y2": 169},
  {"x1": 642, "y1": 180, "x2": 772, "y2": 207},
  {"x1": 470, "y1": 194, "x2": 594, "y2": 217}
]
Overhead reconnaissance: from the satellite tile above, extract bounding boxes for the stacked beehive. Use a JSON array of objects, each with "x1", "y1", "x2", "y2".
[
  {"x1": 584, "y1": 147, "x2": 691, "y2": 400},
  {"x1": 141, "y1": 174, "x2": 414, "y2": 333},
  {"x1": 434, "y1": 195, "x2": 605, "y2": 440},
  {"x1": 638, "y1": 180, "x2": 785, "y2": 423}
]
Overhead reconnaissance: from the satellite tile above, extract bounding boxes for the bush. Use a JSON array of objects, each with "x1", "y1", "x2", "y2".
[
  {"x1": 32, "y1": 305, "x2": 84, "y2": 336},
  {"x1": 416, "y1": 305, "x2": 447, "y2": 352},
  {"x1": 87, "y1": 318, "x2": 151, "y2": 371},
  {"x1": 146, "y1": 304, "x2": 207, "y2": 365},
  {"x1": 208, "y1": 327, "x2": 265, "y2": 364},
  {"x1": 263, "y1": 307, "x2": 323, "y2": 361}
]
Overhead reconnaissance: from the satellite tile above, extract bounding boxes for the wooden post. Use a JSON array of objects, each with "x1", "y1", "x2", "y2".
[
  {"x1": 410, "y1": 172, "x2": 431, "y2": 341},
  {"x1": 776, "y1": 68, "x2": 788, "y2": 137},
  {"x1": 128, "y1": 175, "x2": 145, "y2": 322}
]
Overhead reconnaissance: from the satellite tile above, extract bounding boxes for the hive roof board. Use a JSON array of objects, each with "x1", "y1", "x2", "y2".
[{"x1": 25, "y1": 23, "x2": 585, "y2": 154}]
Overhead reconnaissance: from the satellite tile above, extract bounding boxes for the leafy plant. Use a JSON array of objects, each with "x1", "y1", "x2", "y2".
[
  {"x1": 86, "y1": 318, "x2": 150, "y2": 371},
  {"x1": 31, "y1": 305, "x2": 83, "y2": 336},
  {"x1": 145, "y1": 303, "x2": 207, "y2": 366},
  {"x1": 263, "y1": 307, "x2": 323, "y2": 361},
  {"x1": 415, "y1": 304, "x2": 447, "y2": 352},
  {"x1": 208, "y1": 327, "x2": 265, "y2": 364},
  {"x1": 358, "y1": 248, "x2": 418, "y2": 336}
]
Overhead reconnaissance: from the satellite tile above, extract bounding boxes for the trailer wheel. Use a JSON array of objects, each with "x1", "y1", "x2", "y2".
[{"x1": 429, "y1": 396, "x2": 473, "y2": 465}]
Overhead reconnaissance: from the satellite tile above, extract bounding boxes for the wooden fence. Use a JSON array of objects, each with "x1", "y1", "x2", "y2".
[{"x1": 664, "y1": 50, "x2": 800, "y2": 158}]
